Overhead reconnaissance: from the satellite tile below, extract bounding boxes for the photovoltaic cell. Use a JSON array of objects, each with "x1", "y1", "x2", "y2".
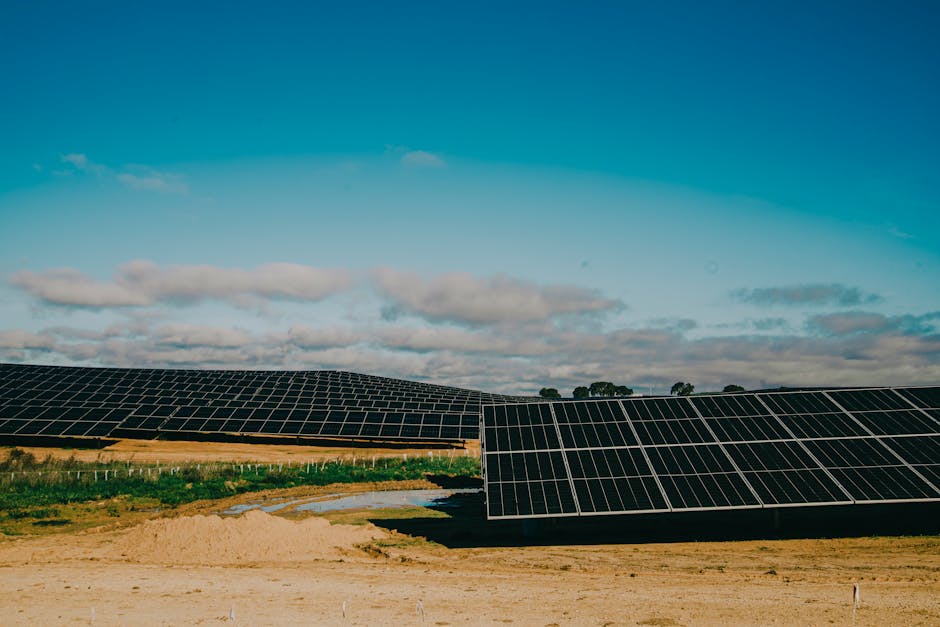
[
  {"x1": 657, "y1": 473, "x2": 759, "y2": 509},
  {"x1": 743, "y1": 469, "x2": 849, "y2": 505},
  {"x1": 882, "y1": 436, "x2": 940, "y2": 488},
  {"x1": 574, "y1": 476, "x2": 667, "y2": 513},
  {"x1": 897, "y1": 387, "x2": 940, "y2": 410},
  {"x1": 705, "y1": 415, "x2": 792, "y2": 442},
  {"x1": 848, "y1": 410, "x2": 940, "y2": 436},
  {"x1": 828, "y1": 389, "x2": 912, "y2": 412},
  {"x1": 779, "y1": 412, "x2": 869, "y2": 439},
  {"x1": 484, "y1": 450, "x2": 576, "y2": 517},
  {"x1": 759, "y1": 392, "x2": 841, "y2": 415},
  {"x1": 630, "y1": 417, "x2": 714, "y2": 445}
]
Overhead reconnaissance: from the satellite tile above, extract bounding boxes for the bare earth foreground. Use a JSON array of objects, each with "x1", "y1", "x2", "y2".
[{"x1": 2, "y1": 442, "x2": 939, "y2": 626}]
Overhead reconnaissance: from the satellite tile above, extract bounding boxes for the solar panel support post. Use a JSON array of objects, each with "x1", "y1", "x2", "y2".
[{"x1": 521, "y1": 518, "x2": 542, "y2": 538}]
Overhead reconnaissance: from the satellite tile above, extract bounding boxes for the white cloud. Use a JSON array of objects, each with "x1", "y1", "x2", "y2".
[
  {"x1": 285, "y1": 325, "x2": 366, "y2": 349},
  {"x1": 10, "y1": 261, "x2": 352, "y2": 308},
  {"x1": 10, "y1": 268, "x2": 151, "y2": 307},
  {"x1": 61, "y1": 153, "x2": 90, "y2": 170},
  {"x1": 116, "y1": 171, "x2": 188, "y2": 195},
  {"x1": 807, "y1": 311, "x2": 940, "y2": 336},
  {"x1": 60, "y1": 153, "x2": 109, "y2": 176},
  {"x1": 119, "y1": 260, "x2": 352, "y2": 303},
  {"x1": 0, "y1": 330, "x2": 55, "y2": 350},
  {"x1": 889, "y1": 226, "x2": 915, "y2": 240},
  {"x1": 375, "y1": 326, "x2": 548, "y2": 356},
  {"x1": 372, "y1": 268, "x2": 623, "y2": 325},
  {"x1": 57, "y1": 153, "x2": 187, "y2": 194},
  {"x1": 152, "y1": 324, "x2": 255, "y2": 348},
  {"x1": 731, "y1": 283, "x2": 882, "y2": 307},
  {"x1": 400, "y1": 150, "x2": 446, "y2": 168}
]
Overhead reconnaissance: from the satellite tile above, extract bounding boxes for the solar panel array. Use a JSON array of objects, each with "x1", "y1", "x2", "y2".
[
  {"x1": 0, "y1": 363, "x2": 527, "y2": 443},
  {"x1": 482, "y1": 387, "x2": 940, "y2": 519}
]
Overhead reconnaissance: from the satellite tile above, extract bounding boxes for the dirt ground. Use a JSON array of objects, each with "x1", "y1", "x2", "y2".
[
  {"x1": 13, "y1": 438, "x2": 478, "y2": 464},
  {"x1": 2, "y1": 441, "x2": 939, "y2": 626}
]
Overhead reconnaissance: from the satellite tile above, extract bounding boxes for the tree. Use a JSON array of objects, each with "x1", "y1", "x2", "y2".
[
  {"x1": 589, "y1": 381, "x2": 610, "y2": 397},
  {"x1": 573, "y1": 386, "x2": 590, "y2": 399},
  {"x1": 670, "y1": 381, "x2": 695, "y2": 396},
  {"x1": 539, "y1": 387, "x2": 561, "y2": 399},
  {"x1": 592, "y1": 381, "x2": 629, "y2": 397},
  {"x1": 723, "y1": 384, "x2": 745, "y2": 393}
]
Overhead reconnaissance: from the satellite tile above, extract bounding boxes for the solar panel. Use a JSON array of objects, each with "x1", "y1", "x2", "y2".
[
  {"x1": 644, "y1": 443, "x2": 760, "y2": 509},
  {"x1": 897, "y1": 386, "x2": 940, "y2": 409},
  {"x1": 482, "y1": 387, "x2": 940, "y2": 520},
  {"x1": 0, "y1": 363, "x2": 536, "y2": 444}
]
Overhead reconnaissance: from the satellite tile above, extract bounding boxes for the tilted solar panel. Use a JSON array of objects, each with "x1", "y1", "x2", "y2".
[
  {"x1": 482, "y1": 387, "x2": 940, "y2": 520},
  {"x1": 0, "y1": 363, "x2": 535, "y2": 443}
]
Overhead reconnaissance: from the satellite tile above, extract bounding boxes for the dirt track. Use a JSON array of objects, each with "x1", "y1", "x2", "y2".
[
  {"x1": 1, "y1": 441, "x2": 939, "y2": 625},
  {"x1": 2, "y1": 515, "x2": 939, "y2": 626},
  {"x1": 14, "y1": 438, "x2": 477, "y2": 464}
]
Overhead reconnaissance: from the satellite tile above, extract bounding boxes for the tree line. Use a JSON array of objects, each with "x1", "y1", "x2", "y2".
[
  {"x1": 539, "y1": 382, "x2": 747, "y2": 399},
  {"x1": 538, "y1": 381, "x2": 633, "y2": 399}
]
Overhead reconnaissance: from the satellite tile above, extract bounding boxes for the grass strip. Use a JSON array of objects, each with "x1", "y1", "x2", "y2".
[{"x1": 0, "y1": 447, "x2": 480, "y2": 511}]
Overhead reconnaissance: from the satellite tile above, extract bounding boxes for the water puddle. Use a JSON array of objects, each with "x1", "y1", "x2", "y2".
[{"x1": 220, "y1": 488, "x2": 481, "y2": 516}]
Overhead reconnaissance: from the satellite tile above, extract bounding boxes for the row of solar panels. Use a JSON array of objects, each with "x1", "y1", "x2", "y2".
[
  {"x1": 1, "y1": 365, "x2": 514, "y2": 406},
  {"x1": 481, "y1": 386, "x2": 940, "y2": 519},
  {"x1": 0, "y1": 410, "x2": 479, "y2": 441},
  {"x1": 0, "y1": 363, "x2": 524, "y2": 442}
]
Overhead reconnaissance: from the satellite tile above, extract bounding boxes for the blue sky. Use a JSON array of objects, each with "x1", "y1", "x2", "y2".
[{"x1": 1, "y1": 1, "x2": 938, "y2": 394}]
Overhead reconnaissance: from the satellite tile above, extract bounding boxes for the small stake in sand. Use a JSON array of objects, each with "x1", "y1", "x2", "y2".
[{"x1": 852, "y1": 583, "x2": 860, "y2": 623}]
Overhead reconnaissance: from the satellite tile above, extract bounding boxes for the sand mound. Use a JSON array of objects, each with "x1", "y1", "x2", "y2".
[{"x1": 109, "y1": 510, "x2": 387, "y2": 565}]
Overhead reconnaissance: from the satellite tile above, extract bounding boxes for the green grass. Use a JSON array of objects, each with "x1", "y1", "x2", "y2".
[{"x1": 0, "y1": 447, "x2": 480, "y2": 511}]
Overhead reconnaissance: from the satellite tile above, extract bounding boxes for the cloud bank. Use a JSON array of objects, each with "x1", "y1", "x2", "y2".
[
  {"x1": 59, "y1": 153, "x2": 188, "y2": 194},
  {"x1": 5, "y1": 261, "x2": 937, "y2": 394},
  {"x1": 11, "y1": 261, "x2": 353, "y2": 308},
  {"x1": 4, "y1": 313, "x2": 938, "y2": 394},
  {"x1": 373, "y1": 268, "x2": 623, "y2": 324},
  {"x1": 731, "y1": 283, "x2": 882, "y2": 307}
]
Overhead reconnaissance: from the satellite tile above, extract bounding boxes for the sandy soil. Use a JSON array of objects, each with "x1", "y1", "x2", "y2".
[
  {"x1": 2, "y1": 509, "x2": 939, "y2": 625},
  {"x1": 1, "y1": 440, "x2": 938, "y2": 625}
]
